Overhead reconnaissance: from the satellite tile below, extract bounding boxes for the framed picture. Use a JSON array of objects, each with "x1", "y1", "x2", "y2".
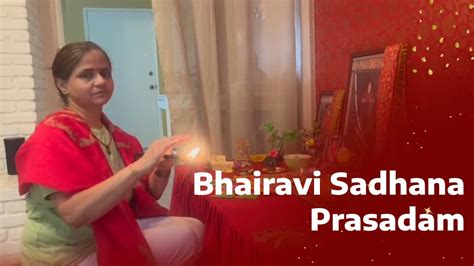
[
  {"x1": 342, "y1": 51, "x2": 384, "y2": 154},
  {"x1": 317, "y1": 91, "x2": 334, "y2": 123}
]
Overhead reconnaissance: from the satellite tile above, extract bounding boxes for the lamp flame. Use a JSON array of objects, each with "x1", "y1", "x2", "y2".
[{"x1": 186, "y1": 147, "x2": 200, "y2": 159}]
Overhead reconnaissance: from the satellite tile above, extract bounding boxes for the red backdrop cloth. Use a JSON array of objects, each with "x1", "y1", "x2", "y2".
[
  {"x1": 172, "y1": 166, "x2": 473, "y2": 265},
  {"x1": 16, "y1": 110, "x2": 168, "y2": 266},
  {"x1": 171, "y1": 166, "x2": 374, "y2": 265},
  {"x1": 314, "y1": 1, "x2": 473, "y2": 264},
  {"x1": 171, "y1": 166, "x2": 312, "y2": 266},
  {"x1": 314, "y1": 0, "x2": 473, "y2": 164}
]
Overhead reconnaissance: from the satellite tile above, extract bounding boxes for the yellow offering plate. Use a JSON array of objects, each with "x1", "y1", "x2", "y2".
[
  {"x1": 249, "y1": 153, "x2": 267, "y2": 163},
  {"x1": 210, "y1": 160, "x2": 234, "y2": 172}
]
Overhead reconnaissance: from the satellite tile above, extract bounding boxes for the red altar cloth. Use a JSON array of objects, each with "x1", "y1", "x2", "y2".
[
  {"x1": 170, "y1": 166, "x2": 473, "y2": 266},
  {"x1": 171, "y1": 166, "x2": 317, "y2": 266}
]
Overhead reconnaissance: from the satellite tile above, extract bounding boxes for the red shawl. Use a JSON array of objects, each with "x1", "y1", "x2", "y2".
[{"x1": 16, "y1": 110, "x2": 168, "y2": 266}]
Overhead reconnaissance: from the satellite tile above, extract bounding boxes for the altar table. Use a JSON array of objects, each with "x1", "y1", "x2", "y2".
[
  {"x1": 171, "y1": 166, "x2": 432, "y2": 266},
  {"x1": 169, "y1": 166, "x2": 367, "y2": 266},
  {"x1": 171, "y1": 167, "x2": 311, "y2": 265}
]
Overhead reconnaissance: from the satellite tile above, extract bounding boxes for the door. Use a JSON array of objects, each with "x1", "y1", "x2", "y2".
[{"x1": 84, "y1": 8, "x2": 163, "y2": 148}]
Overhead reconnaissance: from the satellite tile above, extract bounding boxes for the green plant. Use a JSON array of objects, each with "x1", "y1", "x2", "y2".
[{"x1": 262, "y1": 122, "x2": 299, "y2": 152}]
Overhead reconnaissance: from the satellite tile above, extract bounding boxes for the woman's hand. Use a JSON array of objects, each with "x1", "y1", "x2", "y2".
[
  {"x1": 132, "y1": 135, "x2": 190, "y2": 175},
  {"x1": 154, "y1": 157, "x2": 175, "y2": 178},
  {"x1": 50, "y1": 134, "x2": 190, "y2": 228},
  {"x1": 148, "y1": 158, "x2": 176, "y2": 199}
]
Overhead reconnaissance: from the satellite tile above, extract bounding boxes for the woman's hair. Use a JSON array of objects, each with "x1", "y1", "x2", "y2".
[{"x1": 52, "y1": 41, "x2": 111, "y2": 105}]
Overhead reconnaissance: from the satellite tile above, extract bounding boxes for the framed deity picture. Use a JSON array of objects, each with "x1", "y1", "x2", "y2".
[
  {"x1": 342, "y1": 51, "x2": 384, "y2": 155},
  {"x1": 317, "y1": 91, "x2": 334, "y2": 123}
]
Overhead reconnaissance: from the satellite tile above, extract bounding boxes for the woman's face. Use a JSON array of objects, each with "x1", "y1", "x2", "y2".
[{"x1": 59, "y1": 49, "x2": 114, "y2": 109}]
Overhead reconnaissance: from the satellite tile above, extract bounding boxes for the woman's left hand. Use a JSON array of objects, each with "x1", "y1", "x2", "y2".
[
  {"x1": 153, "y1": 158, "x2": 175, "y2": 179},
  {"x1": 148, "y1": 157, "x2": 176, "y2": 199}
]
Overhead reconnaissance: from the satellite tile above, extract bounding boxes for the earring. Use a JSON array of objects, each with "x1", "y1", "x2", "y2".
[{"x1": 61, "y1": 90, "x2": 68, "y2": 95}]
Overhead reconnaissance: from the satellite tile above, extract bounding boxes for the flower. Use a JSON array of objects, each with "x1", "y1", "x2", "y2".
[
  {"x1": 300, "y1": 121, "x2": 322, "y2": 154},
  {"x1": 269, "y1": 149, "x2": 280, "y2": 158},
  {"x1": 305, "y1": 138, "x2": 315, "y2": 148}
]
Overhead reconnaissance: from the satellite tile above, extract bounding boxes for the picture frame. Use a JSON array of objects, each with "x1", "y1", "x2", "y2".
[
  {"x1": 342, "y1": 51, "x2": 384, "y2": 154},
  {"x1": 317, "y1": 91, "x2": 334, "y2": 123}
]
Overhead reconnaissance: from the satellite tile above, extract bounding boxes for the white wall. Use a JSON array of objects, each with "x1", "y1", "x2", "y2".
[{"x1": 0, "y1": 0, "x2": 61, "y2": 256}]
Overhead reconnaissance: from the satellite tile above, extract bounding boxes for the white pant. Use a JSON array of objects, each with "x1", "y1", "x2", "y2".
[{"x1": 78, "y1": 216, "x2": 204, "y2": 266}]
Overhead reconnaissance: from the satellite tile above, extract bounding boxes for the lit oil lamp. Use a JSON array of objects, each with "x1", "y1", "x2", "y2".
[
  {"x1": 186, "y1": 147, "x2": 201, "y2": 160},
  {"x1": 164, "y1": 145, "x2": 211, "y2": 172},
  {"x1": 163, "y1": 146, "x2": 200, "y2": 161},
  {"x1": 184, "y1": 146, "x2": 211, "y2": 172}
]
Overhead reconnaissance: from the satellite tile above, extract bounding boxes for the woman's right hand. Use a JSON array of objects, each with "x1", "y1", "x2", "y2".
[{"x1": 132, "y1": 135, "x2": 191, "y2": 175}]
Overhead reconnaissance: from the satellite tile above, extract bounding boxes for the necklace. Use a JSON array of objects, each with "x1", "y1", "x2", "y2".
[{"x1": 92, "y1": 128, "x2": 112, "y2": 155}]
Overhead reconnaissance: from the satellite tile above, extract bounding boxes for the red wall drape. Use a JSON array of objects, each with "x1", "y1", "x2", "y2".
[
  {"x1": 314, "y1": 0, "x2": 473, "y2": 165},
  {"x1": 314, "y1": 1, "x2": 473, "y2": 264}
]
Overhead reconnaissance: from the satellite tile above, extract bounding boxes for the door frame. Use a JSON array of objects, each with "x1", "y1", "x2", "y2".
[{"x1": 53, "y1": 0, "x2": 65, "y2": 47}]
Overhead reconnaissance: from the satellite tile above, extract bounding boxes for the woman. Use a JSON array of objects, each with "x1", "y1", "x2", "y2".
[{"x1": 15, "y1": 41, "x2": 204, "y2": 266}]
